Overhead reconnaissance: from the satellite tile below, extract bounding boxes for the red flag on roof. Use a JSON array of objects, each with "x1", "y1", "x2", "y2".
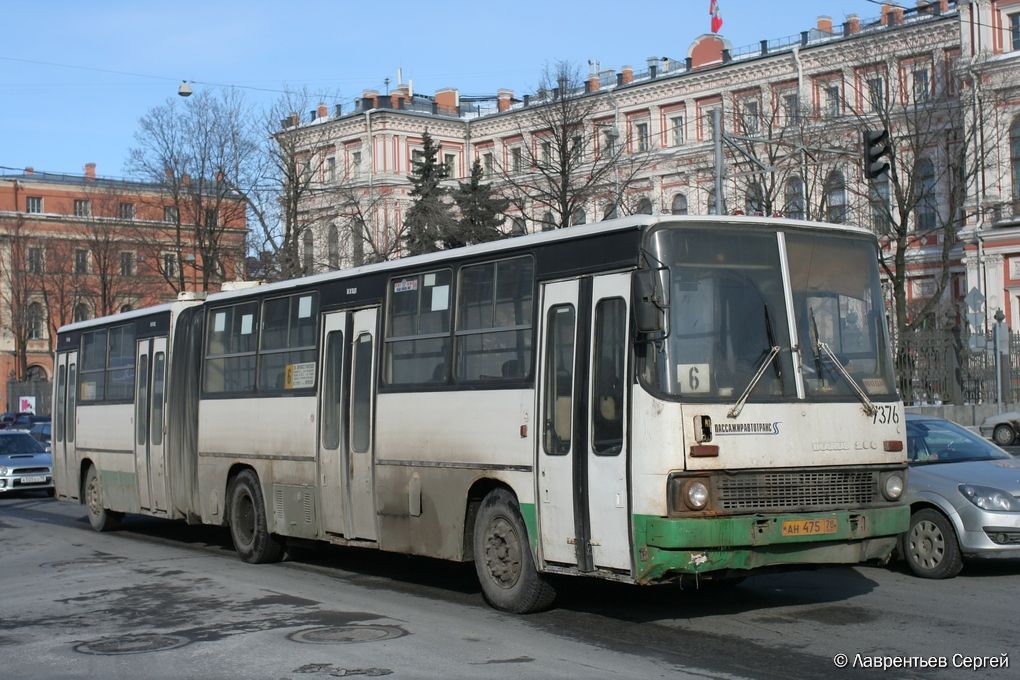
[{"x1": 709, "y1": 0, "x2": 723, "y2": 33}]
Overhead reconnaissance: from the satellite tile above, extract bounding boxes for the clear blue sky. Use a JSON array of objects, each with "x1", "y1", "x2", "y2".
[{"x1": 1, "y1": 0, "x2": 885, "y2": 179}]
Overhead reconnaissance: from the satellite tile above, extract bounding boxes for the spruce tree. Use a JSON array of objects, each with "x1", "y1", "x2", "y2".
[
  {"x1": 403, "y1": 130, "x2": 455, "y2": 256},
  {"x1": 447, "y1": 158, "x2": 508, "y2": 248}
]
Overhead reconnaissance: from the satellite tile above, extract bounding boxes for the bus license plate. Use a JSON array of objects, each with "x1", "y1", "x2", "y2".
[
  {"x1": 21, "y1": 476, "x2": 46, "y2": 484},
  {"x1": 781, "y1": 518, "x2": 838, "y2": 537}
]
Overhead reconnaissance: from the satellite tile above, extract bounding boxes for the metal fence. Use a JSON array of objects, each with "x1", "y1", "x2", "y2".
[
  {"x1": 5, "y1": 380, "x2": 52, "y2": 416},
  {"x1": 896, "y1": 327, "x2": 1018, "y2": 406}
]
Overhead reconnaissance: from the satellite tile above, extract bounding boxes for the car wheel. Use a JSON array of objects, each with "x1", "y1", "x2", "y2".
[
  {"x1": 901, "y1": 508, "x2": 963, "y2": 579},
  {"x1": 83, "y1": 465, "x2": 121, "y2": 532},
  {"x1": 992, "y1": 424, "x2": 1015, "y2": 446},
  {"x1": 227, "y1": 469, "x2": 284, "y2": 564},
  {"x1": 472, "y1": 489, "x2": 555, "y2": 614}
]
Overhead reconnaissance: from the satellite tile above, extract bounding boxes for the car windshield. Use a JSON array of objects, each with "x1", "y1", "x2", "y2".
[
  {"x1": 906, "y1": 419, "x2": 1010, "y2": 465},
  {"x1": 0, "y1": 433, "x2": 46, "y2": 454}
]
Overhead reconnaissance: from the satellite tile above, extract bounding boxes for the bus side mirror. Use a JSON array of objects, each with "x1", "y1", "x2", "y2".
[{"x1": 633, "y1": 268, "x2": 669, "y2": 338}]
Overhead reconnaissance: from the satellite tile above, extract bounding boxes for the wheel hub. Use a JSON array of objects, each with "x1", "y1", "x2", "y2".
[
  {"x1": 484, "y1": 517, "x2": 522, "y2": 589},
  {"x1": 911, "y1": 520, "x2": 944, "y2": 568}
]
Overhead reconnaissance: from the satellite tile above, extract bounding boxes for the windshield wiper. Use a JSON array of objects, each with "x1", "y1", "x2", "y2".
[
  {"x1": 817, "y1": 341, "x2": 878, "y2": 416},
  {"x1": 728, "y1": 345, "x2": 781, "y2": 418}
]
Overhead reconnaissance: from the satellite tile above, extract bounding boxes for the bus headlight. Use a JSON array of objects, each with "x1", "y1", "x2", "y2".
[
  {"x1": 684, "y1": 480, "x2": 710, "y2": 510},
  {"x1": 882, "y1": 473, "x2": 904, "y2": 501}
]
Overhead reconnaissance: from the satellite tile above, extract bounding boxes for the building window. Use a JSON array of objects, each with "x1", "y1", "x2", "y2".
[
  {"x1": 825, "y1": 171, "x2": 847, "y2": 224},
  {"x1": 411, "y1": 149, "x2": 424, "y2": 166},
  {"x1": 118, "y1": 202, "x2": 135, "y2": 220},
  {"x1": 671, "y1": 116, "x2": 685, "y2": 146},
  {"x1": 571, "y1": 135, "x2": 583, "y2": 164},
  {"x1": 745, "y1": 184, "x2": 764, "y2": 216},
  {"x1": 540, "y1": 140, "x2": 552, "y2": 166},
  {"x1": 867, "y1": 76, "x2": 886, "y2": 112},
  {"x1": 163, "y1": 206, "x2": 179, "y2": 223},
  {"x1": 870, "y1": 175, "x2": 891, "y2": 233},
  {"x1": 635, "y1": 197, "x2": 653, "y2": 215},
  {"x1": 603, "y1": 128, "x2": 618, "y2": 155},
  {"x1": 571, "y1": 208, "x2": 586, "y2": 226},
  {"x1": 512, "y1": 217, "x2": 527, "y2": 235},
  {"x1": 916, "y1": 158, "x2": 937, "y2": 230},
  {"x1": 73, "y1": 303, "x2": 90, "y2": 323},
  {"x1": 302, "y1": 229, "x2": 314, "y2": 274},
  {"x1": 26, "y1": 196, "x2": 42, "y2": 213},
  {"x1": 913, "y1": 68, "x2": 930, "y2": 103},
  {"x1": 74, "y1": 249, "x2": 88, "y2": 274},
  {"x1": 27, "y1": 247, "x2": 44, "y2": 275},
  {"x1": 163, "y1": 253, "x2": 176, "y2": 279},
  {"x1": 120, "y1": 251, "x2": 134, "y2": 277},
  {"x1": 782, "y1": 93, "x2": 800, "y2": 126},
  {"x1": 741, "y1": 100, "x2": 759, "y2": 134},
  {"x1": 785, "y1": 177, "x2": 804, "y2": 220},
  {"x1": 634, "y1": 122, "x2": 649, "y2": 152},
  {"x1": 671, "y1": 194, "x2": 688, "y2": 215},
  {"x1": 27, "y1": 302, "x2": 45, "y2": 340},
  {"x1": 1011, "y1": 14, "x2": 1020, "y2": 51},
  {"x1": 444, "y1": 153, "x2": 456, "y2": 176},
  {"x1": 511, "y1": 147, "x2": 522, "y2": 174},
  {"x1": 1011, "y1": 116, "x2": 1020, "y2": 214},
  {"x1": 540, "y1": 211, "x2": 555, "y2": 231},
  {"x1": 120, "y1": 304, "x2": 133, "y2": 313},
  {"x1": 205, "y1": 208, "x2": 218, "y2": 227},
  {"x1": 483, "y1": 152, "x2": 494, "y2": 179},
  {"x1": 327, "y1": 224, "x2": 339, "y2": 269},
  {"x1": 74, "y1": 199, "x2": 91, "y2": 217},
  {"x1": 824, "y1": 85, "x2": 841, "y2": 118},
  {"x1": 326, "y1": 157, "x2": 336, "y2": 183},
  {"x1": 352, "y1": 151, "x2": 362, "y2": 172}
]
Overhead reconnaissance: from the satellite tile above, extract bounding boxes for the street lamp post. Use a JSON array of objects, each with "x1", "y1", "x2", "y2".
[{"x1": 994, "y1": 307, "x2": 1006, "y2": 412}]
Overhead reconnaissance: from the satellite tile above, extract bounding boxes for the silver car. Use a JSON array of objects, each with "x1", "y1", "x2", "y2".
[
  {"x1": 903, "y1": 414, "x2": 1020, "y2": 578},
  {"x1": 978, "y1": 410, "x2": 1020, "y2": 446},
  {"x1": 0, "y1": 430, "x2": 54, "y2": 496}
]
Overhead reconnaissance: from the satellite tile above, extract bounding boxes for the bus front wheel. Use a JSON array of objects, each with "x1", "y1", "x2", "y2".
[
  {"x1": 83, "y1": 465, "x2": 121, "y2": 532},
  {"x1": 472, "y1": 489, "x2": 555, "y2": 614},
  {"x1": 227, "y1": 469, "x2": 284, "y2": 564}
]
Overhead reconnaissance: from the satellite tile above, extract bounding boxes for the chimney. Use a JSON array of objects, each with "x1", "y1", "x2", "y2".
[
  {"x1": 317, "y1": 102, "x2": 328, "y2": 119},
  {"x1": 621, "y1": 66, "x2": 633, "y2": 85},
  {"x1": 497, "y1": 89, "x2": 513, "y2": 113},
  {"x1": 647, "y1": 56, "x2": 659, "y2": 79},
  {"x1": 846, "y1": 14, "x2": 860, "y2": 34},
  {"x1": 892, "y1": 6, "x2": 904, "y2": 24},
  {"x1": 84, "y1": 162, "x2": 96, "y2": 179},
  {"x1": 587, "y1": 72, "x2": 600, "y2": 93},
  {"x1": 817, "y1": 16, "x2": 833, "y2": 33},
  {"x1": 24, "y1": 166, "x2": 33, "y2": 175},
  {"x1": 435, "y1": 87, "x2": 459, "y2": 113},
  {"x1": 182, "y1": 173, "x2": 190, "y2": 187},
  {"x1": 288, "y1": 111, "x2": 300, "y2": 127},
  {"x1": 362, "y1": 90, "x2": 379, "y2": 110}
]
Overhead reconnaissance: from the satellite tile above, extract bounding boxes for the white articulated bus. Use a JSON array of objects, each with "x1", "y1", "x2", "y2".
[{"x1": 53, "y1": 215, "x2": 908, "y2": 613}]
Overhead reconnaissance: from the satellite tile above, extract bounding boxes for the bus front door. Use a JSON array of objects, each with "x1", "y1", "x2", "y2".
[
  {"x1": 133, "y1": 337, "x2": 169, "y2": 513},
  {"x1": 538, "y1": 274, "x2": 632, "y2": 573},
  {"x1": 53, "y1": 351, "x2": 78, "y2": 500},
  {"x1": 348, "y1": 308, "x2": 379, "y2": 542}
]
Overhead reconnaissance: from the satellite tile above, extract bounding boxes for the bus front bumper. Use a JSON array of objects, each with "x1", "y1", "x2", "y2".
[{"x1": 632, "y1": 505, "x2": 908, "y2": 583}]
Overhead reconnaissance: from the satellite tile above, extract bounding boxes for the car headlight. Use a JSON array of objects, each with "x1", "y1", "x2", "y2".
[
  {"x1": 959, "y1": 485, "x2": 1020, "y2": 512},
  {"x1": 0, "y1": 465, "x2": 8, "y2": 475},
  {"x1": 882, "y1": 473, "x2": 904, "y2": 501}
]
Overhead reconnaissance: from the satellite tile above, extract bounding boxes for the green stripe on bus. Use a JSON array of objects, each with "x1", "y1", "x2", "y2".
[
  {"x1": 519, "y1": 502, "x2": 538, "y2": 550},
  {"x1": 631, "y1": 505, "x2": 908, "y2": 583}
]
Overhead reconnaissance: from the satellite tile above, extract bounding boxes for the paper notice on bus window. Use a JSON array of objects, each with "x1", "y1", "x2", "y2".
[
  {"x1": 424, "y1": 273, "x2": 436, "y2": 287},
  {"x1": 677, "y1": 363, "x2": 710, "y2": 394},
  {"x1": 285, "y1": 362, "x2": 316, "y2": 389},
  {"x1": 393, "y1": 278, "x2": 418, "y2": 293},
  {"x1": 241, "y1": 314, "x2": 253, "y2": 335},
  {"x1": 214, "y1": 312, "x2": 226, "y2": 333},
  {"x1": 81, "y1": 382, "x2": 96, "y2": 401},
  {"x1": 298, "y1": 295, "x2": 312, "y2": 318},
  {"x1": 431, "y1": 285, "x2": 449, "y2": 311}
]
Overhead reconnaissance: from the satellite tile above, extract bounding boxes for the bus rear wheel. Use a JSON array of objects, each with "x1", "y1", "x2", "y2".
[
  {"x1": 472, "y1": 489, "x2": 555, "y2": 614},
  {"x1": 227, "y1": 469, "x2": 283, "y2": 564},
  {"x1": 83, "y1": 465, "x2": 121, "y2": 532}
]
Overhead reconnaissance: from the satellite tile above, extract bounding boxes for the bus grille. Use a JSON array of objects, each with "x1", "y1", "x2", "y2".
[{"x1": 716, "y1": 470, "x2": 878, "y2": 512}]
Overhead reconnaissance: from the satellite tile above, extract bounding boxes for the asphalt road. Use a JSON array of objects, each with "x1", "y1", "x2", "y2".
[{"x1": 1, "y1": 493, "x2": 1017, "y2": 680}]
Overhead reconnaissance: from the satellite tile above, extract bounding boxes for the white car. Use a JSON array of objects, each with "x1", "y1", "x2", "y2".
[
  {"x1": 0, "y1": 430, "x2": 54, "y2": 495},
  {"x1": 979, "y1": 411, "x2": 1020, "y2": 446}
]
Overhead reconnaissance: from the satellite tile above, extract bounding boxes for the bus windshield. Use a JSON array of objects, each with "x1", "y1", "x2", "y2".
[{"x1": 639, "y1": 225, "x2": 896, "y2": 402}]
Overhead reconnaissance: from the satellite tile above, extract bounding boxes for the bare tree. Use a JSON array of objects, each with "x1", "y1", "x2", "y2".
[
  {"x1": 497, "y1": 62, "x2": 650, "y2": 229},
  {"x1": 0, "y1": 216, "x2": 35, "y2": 380},
  {"x1": 127, "y1": 89, "x2": 249, "y2": 291},
  {"x1": 76, "y1": 184, "x2": 138, "y2": 316},
  {"x1": 27, "y1": 237, "x2": 85, "y2": 348}
]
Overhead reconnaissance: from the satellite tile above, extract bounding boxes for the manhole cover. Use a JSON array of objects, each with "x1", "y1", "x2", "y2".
[
  {"x1": 74, "y1": 633, "x2": 190, "y2": 655},
  {"x1": 289, "y1": 625, "x2": 407, "y2": 645}
]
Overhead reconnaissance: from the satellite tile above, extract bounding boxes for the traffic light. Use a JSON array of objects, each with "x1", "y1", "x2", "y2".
[{"x1": 864, "y1": 128, "x2": 890, "y2": 180}]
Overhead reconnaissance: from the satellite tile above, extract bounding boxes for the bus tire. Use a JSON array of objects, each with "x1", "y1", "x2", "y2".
[
  {"x1": 902, "y1": 508, "x2": 963, "y2": 579},
  {"x1": 83, "y1": 465, "x2": 121, "y2": 532},
  {"x1": 472, "y1": 489, "x2": 555, "y2": 614},
  {"x1": 227, "y1": 469, "x2": 283, "y2": 564}
]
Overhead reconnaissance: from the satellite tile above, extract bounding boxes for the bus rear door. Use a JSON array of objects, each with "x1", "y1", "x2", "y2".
[{"x1": 53, "y1": 350, "x2": 78, "y2": 500}]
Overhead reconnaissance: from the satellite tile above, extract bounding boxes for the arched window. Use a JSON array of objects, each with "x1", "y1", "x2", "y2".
[
  {"x1": 785, "y1": 177, "x2": 804, "y2": 220},
  {"x1": 25, "y1": 365, "x2": 47, "y2": 382},
  {"x1": 73, "y1": 303, "x2": 90, "y2": 323},
  {"x1": 745, "y1": 184, "x2": 764, "y2": 216},
  {"x1": 603, "y1": 203, "x2": 618, "y2": 220},
  {"x1": 825, "y1": 171, "x2": 846, "y2": 224},
  {"x1": 540, "y1": 211, "x2": 555, "y2": 231},
  {"x1": 302, "y1": 229, "x2": 314, "y2": 273},
  {"x1": 571, "y1": 208, "x2": 586, "y2": 226},
  {"x1": 1012, "y1": 116, "x2": 1020, "y2": 215},
  {"x1": 635, "y1": 197, "x2": 653, "y2": 215},
  {"x1": 671, "y1": 194, "x2": 688, "y2": 215},
  {"x1": 870, "y1": 174, "x2": 891, "y2": 233},
  {"x1": 915, "y1": 158, "x2": 937, "y2": 231},
  {"x1": 327, "y1": 224, "x2": 340, "y2": 269},
  {"x1": 512, "y1": 217, "x2": 527, "y2": 235},
  {"x1": 707, "y1": 189, "x2": 719, "y2": 215},
  {"x1": 27, "y1": 302, "x2": 45, "y2": 340},
  {"x1": 120, "y1": 304, "x2": 133, "y2": 313}
]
